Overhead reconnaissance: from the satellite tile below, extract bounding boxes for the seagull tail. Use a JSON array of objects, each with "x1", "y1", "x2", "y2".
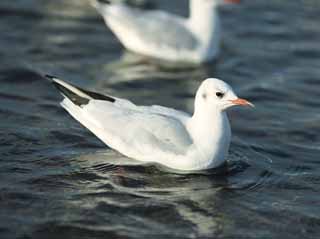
[
  {"x1": 46, "y1": 74, "x2": 117, "y2": 148},
  {"x1": 45, "y1": 74, "x2": 115, "y2": 106}
]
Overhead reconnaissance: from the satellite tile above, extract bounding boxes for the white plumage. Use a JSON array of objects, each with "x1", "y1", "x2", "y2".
[
  {"x1": 90, "y1": 0, "x2": 240, "y2": 64},
  {"x1": 48, "y1": 75, "x2": 252, "y2": 171}
]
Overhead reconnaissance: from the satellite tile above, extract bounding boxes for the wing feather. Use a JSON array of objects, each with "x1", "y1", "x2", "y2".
[
  {"x1": 96, "y1": 4, "x2": 198, "y2": 51},
  {"x1": 50, "y1": 76, "x2": 193, "y2": 160}
]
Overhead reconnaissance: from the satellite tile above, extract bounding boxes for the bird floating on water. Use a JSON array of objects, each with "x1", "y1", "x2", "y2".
[
  {"x1": 90, "y1": 0, "x2": 240, "y2": 64},
  {"x1": 48, "y1": 75, "x2": 253, "y2": 171}
]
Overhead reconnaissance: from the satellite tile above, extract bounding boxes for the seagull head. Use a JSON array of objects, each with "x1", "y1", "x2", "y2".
[{"x1": 195, "y1": 78, "x2": 253, "y2": 113}]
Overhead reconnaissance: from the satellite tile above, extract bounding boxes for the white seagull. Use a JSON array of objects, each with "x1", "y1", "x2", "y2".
[
  {"x1": 48, "y1": 75, "x2": 253, "y2": 171},
  {"x1": 90, "y1": 0, "x2": 240, "y2": 64}
]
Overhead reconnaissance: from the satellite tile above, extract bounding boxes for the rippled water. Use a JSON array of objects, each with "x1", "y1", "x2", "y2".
[{"x1": 1, "y1": 0, "x2": 320, "y2": 238}]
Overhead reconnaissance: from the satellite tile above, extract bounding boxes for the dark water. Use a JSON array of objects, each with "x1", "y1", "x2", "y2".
[{"x1": 1, "y1": 0, "x2": 320, "y2": 238}]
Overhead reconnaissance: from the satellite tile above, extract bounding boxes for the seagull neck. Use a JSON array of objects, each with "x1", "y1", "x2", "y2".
[
  {"x1": 188, "y1": 3, "x2": 219, "y2": 37},
  {"x1": 188, "y1": 108, "x2": 231, "y2": 161},
  {"x1": 190, "y1": 108, "x2": 228, "y2": 137},
  {"x1": 188, "y1": 2, "x2": 220, "y2": 59}
]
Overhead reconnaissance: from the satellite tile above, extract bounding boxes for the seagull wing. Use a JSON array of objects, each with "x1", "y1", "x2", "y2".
[
  {"x1": 94, "y1": 2, "x2": 198, "y2": 52},
  {"x1": 49, "y1": 76, "x2": 193, "y2": 160}
]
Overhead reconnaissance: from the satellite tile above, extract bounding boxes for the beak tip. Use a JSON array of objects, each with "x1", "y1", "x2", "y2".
[
  {"x1": 248, "y1": 102, "x2": 255, "y2": 108},
  {"x1": 230, "y1": 98, "x2": 254, "y2": 108}
]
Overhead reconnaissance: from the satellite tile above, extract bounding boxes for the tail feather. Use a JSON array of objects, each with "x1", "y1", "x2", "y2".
[
  {"x1": 46, "y1": 75, "x2": 115, "y2": 106},
  {"x1": 99, "y1": 0, "x2": 111, "y2": 4}
]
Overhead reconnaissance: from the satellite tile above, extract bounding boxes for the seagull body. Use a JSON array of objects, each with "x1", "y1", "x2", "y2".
[
  {"x1": 91, "y1": 0, "x2": 240, "y2": 64},
  {"x1": 48, "y1": 75, "x2": 252, "y2": 171}
]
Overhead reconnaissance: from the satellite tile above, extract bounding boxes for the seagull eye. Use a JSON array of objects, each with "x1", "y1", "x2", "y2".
[{"x1": 216, "y1": 92, "x2": 224, "y2": 98}]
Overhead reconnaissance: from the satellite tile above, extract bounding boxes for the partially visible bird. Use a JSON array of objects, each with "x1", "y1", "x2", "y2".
[
  {"x1": 47, "y1": 75, "x2": 253, "y2": 171},
  {"x1": 90, "y1": 0, "x2": 240, "y2": 64}
]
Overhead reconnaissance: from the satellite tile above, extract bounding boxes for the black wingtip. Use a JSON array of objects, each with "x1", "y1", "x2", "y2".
[
  {"x1": 82, "y1": 89, "x2": 116, "y2": 103},
  {"x1": 49, "y1": 75, "x2": 116, "y2": 105},
  {"x1": 45, "y1": 74, "x2": 58, "y2": 81},
  {"x1": 97, "y1": 0, "x2": 111, "y2": 5},
  {"x1": 51, "y1": 80, "x2": 62, "y2": 91},
  {"x1": 52, "y1": 80, "x2": 90, "y2": 106}
]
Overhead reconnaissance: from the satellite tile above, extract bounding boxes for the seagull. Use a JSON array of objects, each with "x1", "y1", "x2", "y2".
[
  {"x1": 47, "y1": 75, "x2": 253, "y2": 171},
  {"x1": 90, "y1": 0, "x2": 240, "y2": 64}
]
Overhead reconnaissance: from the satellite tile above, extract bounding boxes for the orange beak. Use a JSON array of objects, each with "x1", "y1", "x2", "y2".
[
  {"x1": 224, "y1": 0, "x2": 241, "y2": 4},
  {"x1": 230, "y1": 98, "x2": 254, "y2": 107}
]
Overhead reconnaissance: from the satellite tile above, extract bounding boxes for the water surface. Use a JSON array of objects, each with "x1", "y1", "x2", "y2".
[{"x1": 1, "y1": 0, "x2": 320, "y2": 238}]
